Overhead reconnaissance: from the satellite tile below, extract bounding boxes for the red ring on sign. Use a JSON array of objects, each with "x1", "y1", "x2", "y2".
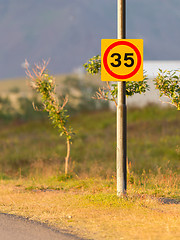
[{"x1": 103, "y1": 41, "x2": 142, "y2": 79}]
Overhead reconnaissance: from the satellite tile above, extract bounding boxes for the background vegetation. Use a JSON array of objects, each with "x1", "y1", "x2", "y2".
[{"x1": 0, "y1": 77, "x2": 179, "y2": 189}]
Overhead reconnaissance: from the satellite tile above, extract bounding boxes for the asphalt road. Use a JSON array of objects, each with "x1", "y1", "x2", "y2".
[{"x1": 0, "y1": 213, "x2": 84, "y2": 240}]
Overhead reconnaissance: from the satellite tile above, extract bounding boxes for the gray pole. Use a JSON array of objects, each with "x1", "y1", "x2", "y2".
[{"x1": 117, "y1": 0, "x2": 127, "y2": 196}]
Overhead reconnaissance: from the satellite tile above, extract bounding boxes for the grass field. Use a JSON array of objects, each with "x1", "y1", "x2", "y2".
[
  {"x1": 0, "y1": 78, "x2": 179, "y2": 239},
  {"x1": 0, "y1": 105, "x2": 179, "y2": 178}
]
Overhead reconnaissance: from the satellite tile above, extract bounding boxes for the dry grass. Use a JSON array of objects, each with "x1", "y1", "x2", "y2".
[{"x1": 0, "y1": 179, "x2": 179, "y2": 240}]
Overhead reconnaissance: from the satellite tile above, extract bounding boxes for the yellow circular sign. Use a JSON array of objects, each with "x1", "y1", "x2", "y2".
[
  {"x1": 107, "y1": 44, "x2": 138, "y2": 76},
  {"x1": 101, "y1": 39, "x2": 143, "y2": 82}
]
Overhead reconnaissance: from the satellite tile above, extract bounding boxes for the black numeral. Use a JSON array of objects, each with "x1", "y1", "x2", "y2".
[
  {"x1": 110, "y1": 53, "x2": 121, "y2": 67},
  {"x1": 124, "y1": 53, "x2": 134, "y2": 67},
  {"x1": 110, "y1": 53, "x2": 134, "y2": 68}
]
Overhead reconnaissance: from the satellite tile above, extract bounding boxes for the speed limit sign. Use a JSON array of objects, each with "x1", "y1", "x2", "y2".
[{"x1": 101, "y1": 39, "x2": 143, "y2": 81}]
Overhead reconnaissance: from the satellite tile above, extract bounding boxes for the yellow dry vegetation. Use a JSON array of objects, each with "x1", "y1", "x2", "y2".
[
  {"x1": 0, "y1": 73, "x2": 101, "y2": 94},
  {"x1": 0, "y1": 181, "x2": 179, "y2": 240}
]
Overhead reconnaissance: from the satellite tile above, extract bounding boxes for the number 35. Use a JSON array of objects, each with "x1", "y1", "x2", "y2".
[{"x1": 110, "y1": 53, "x2": 134, "y2": 68}]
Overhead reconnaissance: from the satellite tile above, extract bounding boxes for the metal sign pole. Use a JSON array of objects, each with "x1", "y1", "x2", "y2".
[{"x1": 117, "y1": 0, "x2": 127, "y2": 196}]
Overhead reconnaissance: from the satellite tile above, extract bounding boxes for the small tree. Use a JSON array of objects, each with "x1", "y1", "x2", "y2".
[
  {"x1": 154, "y1": 69, "x2": 180, "y2": 110},
  {"x1": 83, "y1": 55, "x2": 149, "y2": 105},
  {"x1": 25, "y1": 60, "x2": 73, "y2": 174},
  {"x1": 84, "y1": 55, "x2": 180, "y2": 110}
]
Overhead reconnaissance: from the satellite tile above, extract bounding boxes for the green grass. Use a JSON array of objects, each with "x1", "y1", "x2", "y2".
[
  {"x1": 127, "y1": 106, "x2": 180, "y2": 173},
  {"x1": 0, "y1": 105, "x2": 179, "y2": 177},
  {"x1": 11, "y1": 172, "x2": 179, "y2": 201}
]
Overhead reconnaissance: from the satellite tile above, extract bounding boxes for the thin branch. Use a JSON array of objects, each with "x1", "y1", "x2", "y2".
[
  {"x1": 92, "y1": 82, "x2": 117, "y2": 107},
  {"x1": 157, "y1": 87, "x2": 178, "y2": 108},
  {"x1": 32, "y1": 102, "x2": 42, "y2": 111},
  {"x1": 106, "y1": 82, "x2": 117, "y2": 107},
  {"x1": 60, "y1": 95, "x2": 69, "y2": 110},
  {"x1": 158, "y1": 96, "x2": 178, "y2": 108}
]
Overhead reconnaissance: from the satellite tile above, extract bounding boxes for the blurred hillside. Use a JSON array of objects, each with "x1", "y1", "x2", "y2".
[
  {"x1": 0, "y1": 73, "x2": 109, "y2": 122},
  {"x1": 0, "y1": 0, "x2": 180, "y2": 79}
]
